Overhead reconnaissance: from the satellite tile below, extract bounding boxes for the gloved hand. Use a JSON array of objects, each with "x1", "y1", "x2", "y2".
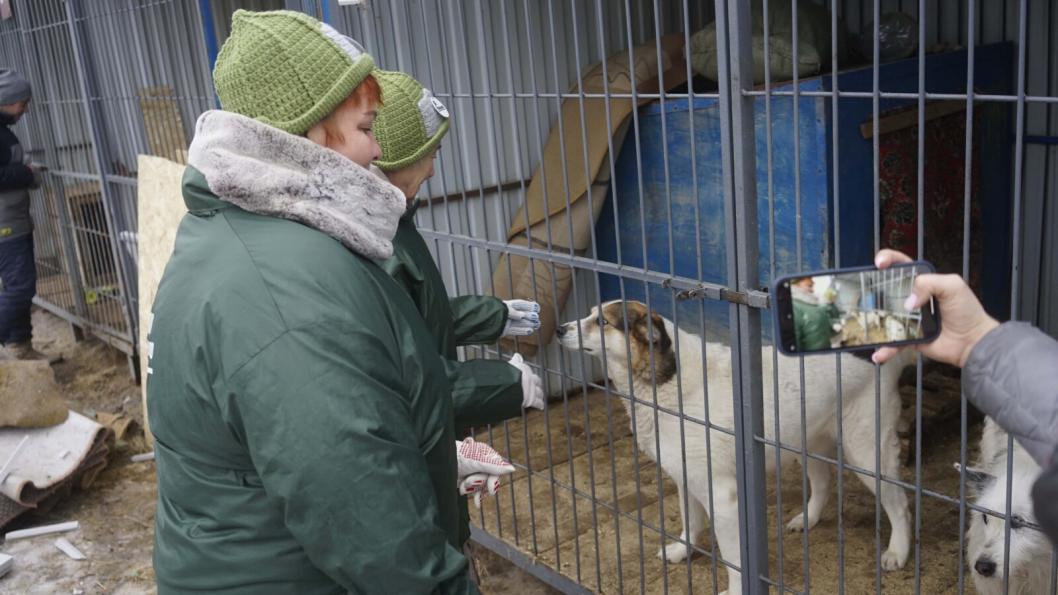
[
  {"x1": 26, "y1": 162, "x2": 45, "y2": 189},
  {"x1": 507, "y1": 353, "x2": 544, "y2": 410},
  {"x1": 502, "y1": 299, "x2": 541, "y2": 337},
  {"x1": 458, "y1": 473, "x2": 501, "y2": 508},
  {"x1": 455, "y1": 437, "x2": 515, "y2": 508}
]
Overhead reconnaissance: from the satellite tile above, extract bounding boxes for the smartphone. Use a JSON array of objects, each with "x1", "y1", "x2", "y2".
[{"x1": 772, "y1": 261, "x2": 941, "y2": 356}]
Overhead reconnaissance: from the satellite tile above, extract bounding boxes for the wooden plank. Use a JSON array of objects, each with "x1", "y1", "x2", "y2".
[
  {"x1": 860, "y1": 100, "x2": 974, "y2": 139},
  {"x1": 57, "y1": 182, "x2": 118, "y2": 295},
  {"x1": 138, "y1": 86, "x2": 188, "y2": 164}
]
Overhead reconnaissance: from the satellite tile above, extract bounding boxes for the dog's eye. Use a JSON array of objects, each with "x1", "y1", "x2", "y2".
[
  {"x1": 1011, "y1": 515, "x2": 1026, "y2": 529},
  {"x1": 981, "y1": 512, "x2": 988, "y2": 525},
  {"x1": 598, "y1": 317, "x2": 608, "y2": 326}
]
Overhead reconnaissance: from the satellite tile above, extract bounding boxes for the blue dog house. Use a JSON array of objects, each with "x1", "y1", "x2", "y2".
[{"x1": 594, "y1": 43, "x2": 1014, "y2": 336}]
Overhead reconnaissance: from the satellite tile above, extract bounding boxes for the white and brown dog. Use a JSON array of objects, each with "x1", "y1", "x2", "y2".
[{"x1": 557, "y1": 300, "x2": 911, "y2": 594}]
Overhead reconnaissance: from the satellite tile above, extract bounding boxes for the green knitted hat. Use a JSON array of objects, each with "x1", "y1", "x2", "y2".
[
  {"x1": 213, "y1": 10, "x2": 375, "y2": 135},
  {"x1": 373, "y1": 70, "x2": 451, "y2": 172}
]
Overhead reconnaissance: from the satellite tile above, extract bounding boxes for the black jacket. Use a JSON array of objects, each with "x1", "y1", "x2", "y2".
[
  {"x1": 0, "y1": 113, "x2": 34, "y2": 240},
  {"x1": 0, "y1": 114, "x2": 32, "y2": 190}
]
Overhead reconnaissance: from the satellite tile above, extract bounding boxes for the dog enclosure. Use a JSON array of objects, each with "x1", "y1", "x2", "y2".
[
  {"x1": 336, "y1": 2, "x2": 1058, "y2": 593},
  {"x1": 2, "y1": 1, "x2": 1057, "y2": 593}
]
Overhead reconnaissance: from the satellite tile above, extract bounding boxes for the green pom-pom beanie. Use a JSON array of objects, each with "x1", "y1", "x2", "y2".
[
  {"x1": 373, "y1": 70, "x2": 451, "y2": 172},
  {"x1": 213, "y1": 10, "x2": 375, "y2": 135}
]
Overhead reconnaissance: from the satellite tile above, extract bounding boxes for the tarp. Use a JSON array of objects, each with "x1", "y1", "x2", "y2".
[
  {"x1": 494, "y1": 35, "x2": 688, "y2": 355},
  {"x1": 0, "y1": 412, "x2": 113, "y2": 529}
]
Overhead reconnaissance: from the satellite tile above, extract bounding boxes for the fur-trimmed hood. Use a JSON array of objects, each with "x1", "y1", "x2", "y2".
[
  {"x1": 791, "y1": 284, "x2": 821, "y2": 305},
  {"x1": 186, "y1": 110, "x2": 405, "y2": 260}
]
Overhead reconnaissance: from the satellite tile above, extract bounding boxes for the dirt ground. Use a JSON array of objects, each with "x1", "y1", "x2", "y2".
[
  {"x1": 0, "y1": 309, "x2": 556, "y2": 595},
  {"x1": 476, "y1": 374, "x2": 983, "y2": 594}
]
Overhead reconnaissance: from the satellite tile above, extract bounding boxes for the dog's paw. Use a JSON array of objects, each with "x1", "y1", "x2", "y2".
[
  {"x1": 657, "y1": 542, "x2": 691, "y2": 563},
  {"x1": 881, "y1": 549, "x2": 908, "y2": 571},
  {"x1": 785, "y1": 512, "x2": 817, "y2": 533}
]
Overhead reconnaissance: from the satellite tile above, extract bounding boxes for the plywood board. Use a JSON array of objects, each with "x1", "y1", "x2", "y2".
[{"x1": 136, "y1": 155, "x2": 187, "y2": 445}]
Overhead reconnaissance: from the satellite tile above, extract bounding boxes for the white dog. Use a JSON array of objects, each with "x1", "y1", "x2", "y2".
[
  {"x1": 557, "y1": 300, "x2": 911, "y2": 594},
  {"x1": 962, "y1": 418, "x2": 1052, "y2": 594}
]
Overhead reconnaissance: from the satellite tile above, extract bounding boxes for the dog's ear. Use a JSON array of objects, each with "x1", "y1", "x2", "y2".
[
  {"x1": 632, "y1": 310, "x2": 671, "y2": 352},
  {"x1": 954, "y1": 463, "x2": 996, "y2": 492}
]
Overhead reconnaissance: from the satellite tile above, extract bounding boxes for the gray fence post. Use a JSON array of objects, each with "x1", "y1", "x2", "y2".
[
  {"x1": 63, "y1": 0, "x2": 139, "y2": 375},
  {"x1": 713, "y1": 0, "x2": 768, "y2": 593}
]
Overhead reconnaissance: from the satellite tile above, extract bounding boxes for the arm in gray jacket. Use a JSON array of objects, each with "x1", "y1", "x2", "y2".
[{"x1": 962, "y1": 321, "x2": 1058, "y2": 467}]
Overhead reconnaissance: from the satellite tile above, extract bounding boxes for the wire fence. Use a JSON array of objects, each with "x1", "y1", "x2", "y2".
[
  {"x1": 335, "y1": 1, "x2": 1058, "y2": 593},
  {"x1": 0, "y1": 0, "x2": 213, "y2": 372},
  {"x1": 1, "y1": 1, "x2": 1055, "y2": 593}
]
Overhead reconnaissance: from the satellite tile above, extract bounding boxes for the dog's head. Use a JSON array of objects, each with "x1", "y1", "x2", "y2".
[
  {"x1": 556, "y1": 300, "x2": 675, "y2": 384},
  {"x1": 960, "y1": 462, "x2": 1050, "y2": 593}
]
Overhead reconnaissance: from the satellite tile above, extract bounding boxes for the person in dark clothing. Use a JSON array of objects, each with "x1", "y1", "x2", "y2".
[
  {"x1": 873, "y1": 248, "x2": 1058, "y2": 547},
  {"x1": 0, "y1": 69, "x2": 53, "y2": 362}
]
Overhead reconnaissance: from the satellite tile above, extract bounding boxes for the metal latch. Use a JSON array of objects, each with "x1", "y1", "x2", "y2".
[{"x1": 675, "y1": 285, "x2": 770, "y2": 309}]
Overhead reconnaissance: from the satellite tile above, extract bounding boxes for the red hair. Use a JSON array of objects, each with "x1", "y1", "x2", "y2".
[
  {"x1": 307, "y1": 74, "x2": 383, "y2": 146},
  {"x1": 350, "y1": 73, "x2": 382, "y2": 108}
]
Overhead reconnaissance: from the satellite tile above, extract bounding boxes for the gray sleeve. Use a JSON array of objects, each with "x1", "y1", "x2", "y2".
[{"x1": 962, "y1": 321, "x2": 1058, "y2": 467}]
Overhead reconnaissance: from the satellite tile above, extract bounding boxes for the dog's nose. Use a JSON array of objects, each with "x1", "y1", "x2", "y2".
[
  {"x1": 974, "y1": 558, "x2": 997, "y2": 577},
  {"x1": 556, "y1": 325, "x2": 567, "y2": 338}
]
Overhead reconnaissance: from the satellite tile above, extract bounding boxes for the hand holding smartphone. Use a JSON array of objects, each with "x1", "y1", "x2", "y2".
[{"x1": 772, "y1": 261, "x2": 941, "y2": 356}]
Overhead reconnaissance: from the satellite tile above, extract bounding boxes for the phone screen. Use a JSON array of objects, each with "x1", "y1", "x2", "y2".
[{"x1": 774, "y1": 262, "x2": 941, "y2": 355}]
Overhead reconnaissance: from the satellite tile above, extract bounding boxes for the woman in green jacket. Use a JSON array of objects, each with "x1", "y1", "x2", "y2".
[
  {"x1": 791, "y1": 276, "x2": 841, "y2": 351},
  {"x1": 370, "y1": 70, "x2": 546, "y2": 555},
  {"x1": 148, "y1": 11, "x2": 496, "y2": 594},
  {"x1": 372, "y1": 71, "x2": 544, "y2": 434}
]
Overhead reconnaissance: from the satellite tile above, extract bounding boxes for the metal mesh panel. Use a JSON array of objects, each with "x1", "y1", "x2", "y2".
[
  {"x1": 0, "y1": 0, "x2": 215, "y2": 363},
  {"x1": 327, "y1": 1, "x2": 1057, "y2": 593}
]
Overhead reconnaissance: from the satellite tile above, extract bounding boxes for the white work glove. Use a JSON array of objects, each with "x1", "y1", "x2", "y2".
[
  {"x1": 502, "y1": 299, "x2": 541, "y2": 336},
  {"x1": 456, "y1": 437, "x2": 515, "y2": 508},
  {"x1": 26, "y1": 161, "x2": 45, "y2": 189},
  {"x1": 508, "y1": 353, "x2": 544, "y2": 410}
]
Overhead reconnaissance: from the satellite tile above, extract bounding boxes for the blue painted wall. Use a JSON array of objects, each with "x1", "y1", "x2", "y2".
[{"x1": 594, "y1": 43, "x2": 1014, "y2": 333}]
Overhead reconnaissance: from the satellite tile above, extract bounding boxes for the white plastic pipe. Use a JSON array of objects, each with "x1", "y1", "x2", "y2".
[
  {"x1": 4, "y1": 521, "x2": 79, "y2": 541},
  {"x1": 130, "y1": 451, "x2": 155, "y2": 463},
  {"x1": 54, "y1": 538, "x2": 86, "y2": 561}
]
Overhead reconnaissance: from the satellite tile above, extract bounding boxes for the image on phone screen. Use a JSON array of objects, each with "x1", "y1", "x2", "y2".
[{"x1": 774, "y1": 262, "x2": 940, "y2": 355}]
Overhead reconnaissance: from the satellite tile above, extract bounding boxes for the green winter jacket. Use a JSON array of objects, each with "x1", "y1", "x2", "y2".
[
  {"x1": 381, "y1": 204, "x2": 523, "y2": 549},
  {"x1": 147, "y1": 110, "x2": 476, "y2": 595},
  {"x1": 381, "y1": 204, "x2": 522, "y2": 433}
]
